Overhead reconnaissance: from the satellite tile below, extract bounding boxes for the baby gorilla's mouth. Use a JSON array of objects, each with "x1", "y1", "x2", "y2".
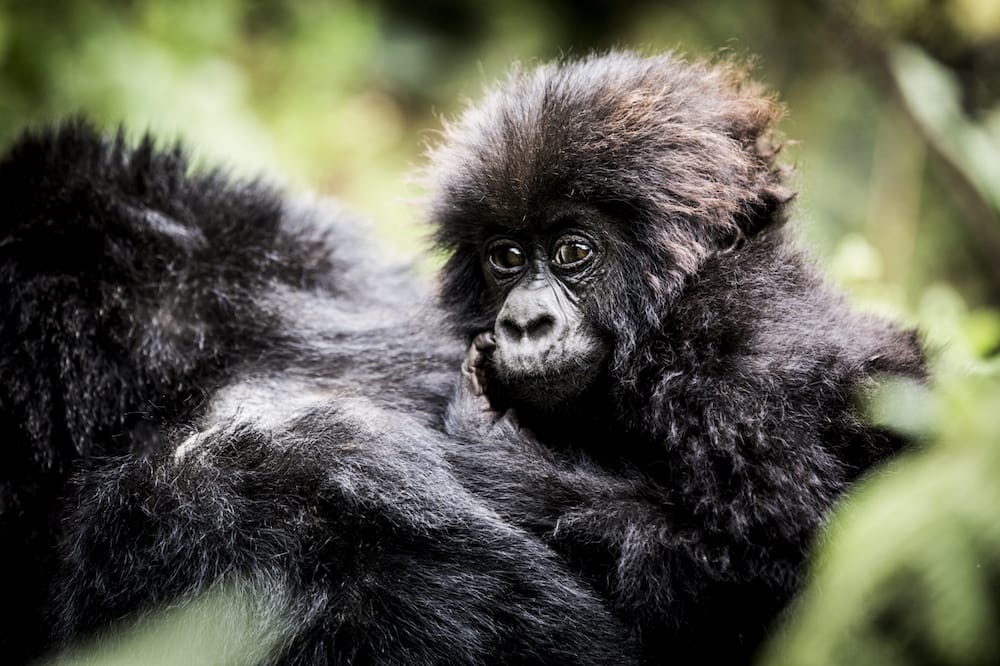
[{"x1": 490, "y1": 330, "x2": 609, "y2": 412}]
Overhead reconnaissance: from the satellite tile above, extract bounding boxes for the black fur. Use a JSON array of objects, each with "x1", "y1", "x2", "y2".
[
  {"x1": 428, "y1": 51, "x2": 926, "y2": 663},
  {"x1": 0, "y1": 121, "x2": 633, "y2": 664}
]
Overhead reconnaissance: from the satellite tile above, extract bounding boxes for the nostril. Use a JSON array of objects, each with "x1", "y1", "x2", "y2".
[
  {"x1": 524, "y1": 314, "x2": 554, "y2": 340},
  {"x1": 498, "y1": 314, "x2": 556, "y2": 342},
  {"x1": 497, "y1": 318, "x2": 522, "y2": 342}
]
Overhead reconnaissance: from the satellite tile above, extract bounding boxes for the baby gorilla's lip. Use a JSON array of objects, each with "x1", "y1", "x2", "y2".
[
  {"x1": 492, "y1": 335, "x2": 607, "y2": 410},
  {"x1": 494, "y1": 341, "x2": 561, "y2": 375}
]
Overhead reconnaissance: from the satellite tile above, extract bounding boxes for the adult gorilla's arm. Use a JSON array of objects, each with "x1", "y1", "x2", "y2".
[{"x1": 55, "y1": 400, "x2": 634, "y2": 664}]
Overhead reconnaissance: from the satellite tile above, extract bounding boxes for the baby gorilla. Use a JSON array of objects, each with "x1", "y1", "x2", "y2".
[{"x1": 432, "y1": 51, "x2": 926, "y2": 663}]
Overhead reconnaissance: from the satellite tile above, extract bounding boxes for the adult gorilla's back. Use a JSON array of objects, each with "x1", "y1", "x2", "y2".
[{"x1": 0, "y1": 122, "x2": 631, "y2": 664}]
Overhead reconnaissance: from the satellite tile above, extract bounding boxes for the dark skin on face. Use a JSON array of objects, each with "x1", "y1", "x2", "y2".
[{"x1": 469, "y1": 210, "x2": 612, "y2": 414}]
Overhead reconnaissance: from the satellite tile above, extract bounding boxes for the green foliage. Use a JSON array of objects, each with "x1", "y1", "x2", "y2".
[
  {"x1": 891, "y1": 44, "x2": 1000, "y2": 209},
  {"x1": 43, "y1": 578, "x2": 292, "y2": 666}
]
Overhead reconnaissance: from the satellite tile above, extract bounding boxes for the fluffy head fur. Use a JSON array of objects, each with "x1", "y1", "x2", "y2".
[{"x1": 427, "y1": 51, "x2": 793, "y2": 348}]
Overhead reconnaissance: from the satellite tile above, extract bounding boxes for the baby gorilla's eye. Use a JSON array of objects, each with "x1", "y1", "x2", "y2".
[
  {"x1": 488, "y1": 243, "x2": 526, "y2": 272},
  {"x1": 552, "y1": 240, "x2": 592, "y2": 267}
]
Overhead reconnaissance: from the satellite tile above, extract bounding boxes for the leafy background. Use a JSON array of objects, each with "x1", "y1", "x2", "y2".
[{"x1": 2, "y1": 1, "x2": 998, "y2": 663}]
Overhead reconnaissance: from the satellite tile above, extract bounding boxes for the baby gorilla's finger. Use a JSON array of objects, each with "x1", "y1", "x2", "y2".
[
  {"x1": 462, "y1": 332, "x2": 496, "y2": 396},
  {"x1": 472, "y1": 331, "x2": 496, "y2": 353}
]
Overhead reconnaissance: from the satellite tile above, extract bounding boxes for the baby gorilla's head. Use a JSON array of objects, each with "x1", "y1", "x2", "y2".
[{"x1": 426, "y1": 51, "x2": 792, "y2": 412}]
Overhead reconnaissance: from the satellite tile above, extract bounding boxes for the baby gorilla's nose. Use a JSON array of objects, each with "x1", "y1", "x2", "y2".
[
  {"x1": 495, "y1": 280, "x2": 563, "y2": 349},
  {"x1": 497, "y1": 311, "x2": 556, "y2": 342}
]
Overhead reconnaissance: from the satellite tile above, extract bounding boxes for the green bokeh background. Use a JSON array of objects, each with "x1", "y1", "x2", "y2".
[{"x1": 3, "y1": 1, "x2": 998, "y2": 664}]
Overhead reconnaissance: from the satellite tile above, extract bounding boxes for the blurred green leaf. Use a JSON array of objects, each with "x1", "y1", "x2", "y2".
[
  {"x1": 830, "y1": 233, "x2": 884, "y2": 283},
  {"x1": 889, "y1": 43, "x2": 1000, "y2": 209},
  {"x1": 45, "y1": 579, "x2": 293, "y2": 666}
]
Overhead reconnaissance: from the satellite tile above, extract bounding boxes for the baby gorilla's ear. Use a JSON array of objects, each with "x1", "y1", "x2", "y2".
[
  {"x1": 714, "y1": 61, "x2": 796, "y2": 240},
  {"x1": 733, "y1": 176, "x2": 795, "y2": 244}
]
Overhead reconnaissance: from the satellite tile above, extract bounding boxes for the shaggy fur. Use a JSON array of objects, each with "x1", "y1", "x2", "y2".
[
  {"x1": 428, "y1": 51, "x2": 926, "y2": 663},
  {"x1": 0, "y1": 122, "x2": 633, "y2": 664}
]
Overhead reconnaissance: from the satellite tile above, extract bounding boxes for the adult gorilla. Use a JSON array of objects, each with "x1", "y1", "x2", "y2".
[
  {"x1": 430, "y1": 51, "x2": 926, "y2": 663},
  {"x1": 0, "y1": 123, "x2": 630, "y2": 664}
]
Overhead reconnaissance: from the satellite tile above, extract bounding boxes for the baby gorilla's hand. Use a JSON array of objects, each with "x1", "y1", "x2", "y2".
[
  {"x1": 462, "y1": 332, "x2": 496, "y2": 398},
  {"x1": 446, "y1": 332, "x2": 504, "y2": 439}
]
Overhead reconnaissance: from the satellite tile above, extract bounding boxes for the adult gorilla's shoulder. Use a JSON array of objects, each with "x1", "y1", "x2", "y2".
[{"x1": 0, "y1": 120, "x2": 406, "y2": 468}]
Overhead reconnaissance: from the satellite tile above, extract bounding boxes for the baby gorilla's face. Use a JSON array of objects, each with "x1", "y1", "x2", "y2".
[{"x1": 478, "y1": 217, "x2": 611, "y2": 412}]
